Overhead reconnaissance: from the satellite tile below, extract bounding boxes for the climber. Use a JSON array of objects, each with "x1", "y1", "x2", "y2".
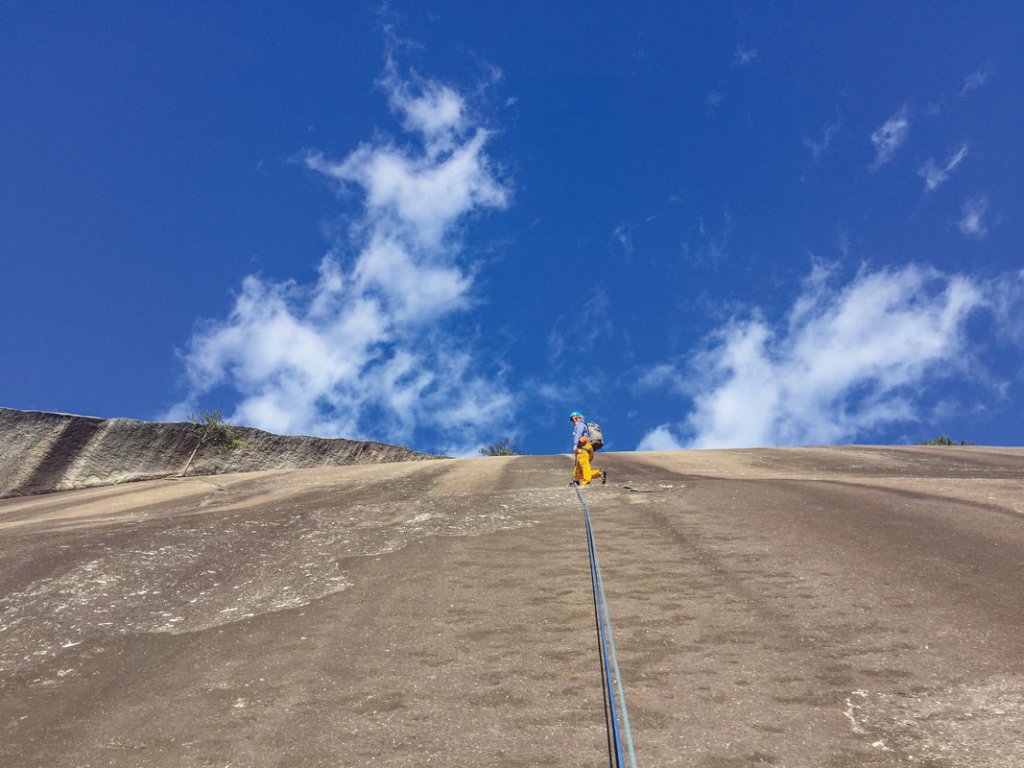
[{"x1": 569, "y1": 410, "x2": 606, "y2": 486}]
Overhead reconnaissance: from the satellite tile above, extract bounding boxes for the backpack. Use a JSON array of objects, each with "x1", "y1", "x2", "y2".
[{"x1": 586, "y1": 422, "x2": 604, "y2": 450}]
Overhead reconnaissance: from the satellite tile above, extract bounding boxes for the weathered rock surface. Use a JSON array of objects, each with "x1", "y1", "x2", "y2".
[
  {"x1": 2, "y1": 446, "x2": 1023, "y2": 767},
  {"x1": 0, "y1": 407, "x2": 436, "y2": 498}
]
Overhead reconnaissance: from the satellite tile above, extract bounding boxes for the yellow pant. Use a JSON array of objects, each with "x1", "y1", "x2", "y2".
[{"x1": 574, "y1": 442, "x2": 602, "y2": 485}]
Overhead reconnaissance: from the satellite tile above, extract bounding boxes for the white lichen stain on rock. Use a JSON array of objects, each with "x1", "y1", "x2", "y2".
[
  {"x1": 0, "y1": 484, "x2": 571, "y2": 679},
  {"x1": 846, "y1": 678, "x2": 1024, "y2": 767}
]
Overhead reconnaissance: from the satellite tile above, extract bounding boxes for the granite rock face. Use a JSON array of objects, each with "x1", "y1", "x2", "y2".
[
  {"x1": 0, "y1": 407, "x2": 436, "y2": 498},
  {"x1": 3, "y1": 447, "x2": 1024, "y2": 767}
]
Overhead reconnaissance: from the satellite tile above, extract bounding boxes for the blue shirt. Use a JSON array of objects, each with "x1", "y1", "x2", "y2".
[{"x1": 571, "y1": 419, "x2": 589, "y2": 450}]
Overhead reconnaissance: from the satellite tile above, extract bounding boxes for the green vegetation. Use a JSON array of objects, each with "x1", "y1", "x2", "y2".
[
  {"x1": 920, "y1": 435, "x2": 975, "y2": 446},
  {"x1": 479, "y1": 436, "x2": 520, "y2": 456},
  {"x1": 182, "y1": 410, "x2": 249, "y2": 476},
  {"x1": 190, "y1": 410, "x2": 248, "y2": 449}
]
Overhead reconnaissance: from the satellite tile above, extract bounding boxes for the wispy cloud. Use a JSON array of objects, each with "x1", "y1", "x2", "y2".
[
  {"x1": 168, "y1": 58, "x2": 512, "y2": 452},
  {"x1": 681, "y1": 211, "x2": 734, "y2": 268},
  {"x1": 959, "y1": 69, "x2": 988, "y2": 98},
  {"x1": 835, "y1": 228, "x2": 851, "y2": 260},
  {"x1": 990, "y1": 270, "x2": 1024, "y2": 344},
  {"x1": 733, "y1": 46, "x2": 759, "y2": 66},
  {"x1": 637, "y1": 263, "x2": 1002, "y2": 450},
  {"x1": 548, "y1": 288, "x2": 614, "y2": 367},
  {"x1": 612, "y1": 224, "x2": 634, "y2": 256},
  {"x1": 959, "y1": 194, "x2": 990, "y2": 237},
  {"x1": 869, "y1": 105, "x2": 910, "y2": 170},
  {"x1": 802, "y1": 121, "x2": 840, "y2": 161},
  {"x1": 706, "y1": 90, "x2": 726, "y2": 109},
  {"x1": 543, "y1": 289, "x2": 620, "y2": 425},
  {"x1": 546, "y1": 325, "x2": 566, "y2": 367},
  {"x1": 918, "y1": 144, "x2": 968, "y2": 191}
]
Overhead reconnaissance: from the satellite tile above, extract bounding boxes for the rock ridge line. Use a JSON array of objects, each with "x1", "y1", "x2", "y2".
[{"x1": 0, "y1": 407, "x2": 437, "y2": 498}]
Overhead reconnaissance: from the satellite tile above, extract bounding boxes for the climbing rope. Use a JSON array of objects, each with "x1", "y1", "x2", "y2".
[{"x1": 574, "y1": 484, "x2": 639, "y2": 768}]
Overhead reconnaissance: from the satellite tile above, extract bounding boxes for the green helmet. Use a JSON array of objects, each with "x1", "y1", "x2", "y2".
[{"x1": 569, "y1": 410, "x2": 583, "y2": 419}]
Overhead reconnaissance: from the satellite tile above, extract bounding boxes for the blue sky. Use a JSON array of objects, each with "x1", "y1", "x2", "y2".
[{"x1": 3, "y1": 2, "x2": 1022, "y2": 455}]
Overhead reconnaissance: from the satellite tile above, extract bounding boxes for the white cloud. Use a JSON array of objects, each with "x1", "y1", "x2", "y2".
[
  {"x1": 168, "y1": 64, "x2": 512, "y2": 450},
  {"x1": 869, "y1": 105, "x2": 910, "y2": 170},
  {"x1": 380, "y1": 56, "x2": 465, "y2": 153},
  {"x1": 636, "y1": 425, "x2": 685, "y2": 451},
  {"x1": 960, "y1": 70, "x2": 988, "y2": 98},
  {"x1": 305, "y1": 125, "x2": 507, "y2": 256},
  {"x1": 643, "y1": 264, "x2": 995, "y2": 449},
  {"x1": 918, "y1": 145, "x2": 968, "y2": 191},
  {"x1": 959, "y1": 194, "x2": 989, "y2": 237}
]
